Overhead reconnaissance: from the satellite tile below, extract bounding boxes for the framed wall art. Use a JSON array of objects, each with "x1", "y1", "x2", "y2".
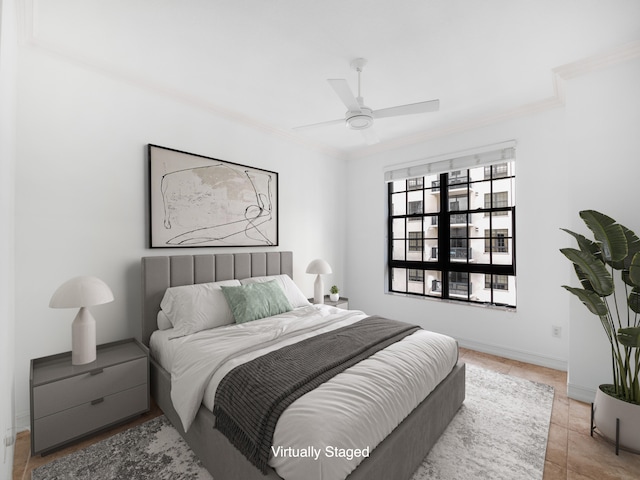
[{"x1": 148, "y1": 144, "x2": 278, "y2": 248}]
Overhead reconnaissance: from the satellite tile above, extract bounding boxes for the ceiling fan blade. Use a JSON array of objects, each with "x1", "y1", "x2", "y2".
[
  {"x1": 293, "y1": 118, "x2": 344, "y2": 131},
  {"x1": 360, "y1": 127, "x2": 380, "y2": 145},
  {"x1": 327, "y1": 79, "x2": 361, "y2": 112},
  {"x1": 373, "y1": 99, "x2": 440, "y2": 119}
]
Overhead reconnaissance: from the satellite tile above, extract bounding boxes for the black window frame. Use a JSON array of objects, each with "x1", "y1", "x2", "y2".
[{"x1": 388, "y1": 167, "x2": 516, "y2": 308}]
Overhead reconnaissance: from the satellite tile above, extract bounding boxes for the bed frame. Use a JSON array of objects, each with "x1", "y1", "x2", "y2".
[{"x1": 140, "y1": 252, "x2": 465, "y2": 480}]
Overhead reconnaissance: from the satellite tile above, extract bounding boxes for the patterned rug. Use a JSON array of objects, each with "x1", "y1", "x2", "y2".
[{"x1": 32, "y1": 364, "x2": 554, "y2": 480}]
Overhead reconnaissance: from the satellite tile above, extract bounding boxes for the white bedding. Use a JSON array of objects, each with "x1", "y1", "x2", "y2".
[{"x1": 150, "y1": 304, "x2": 458, "y2": 480}]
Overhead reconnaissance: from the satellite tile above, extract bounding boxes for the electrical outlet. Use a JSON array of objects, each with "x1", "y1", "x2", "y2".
[
  {"x1": 552, "y1": 326, "x2": 562, "y2": 338},
  {"x1": 3, "y1": 428, "x2": 15, "y2": 464}
]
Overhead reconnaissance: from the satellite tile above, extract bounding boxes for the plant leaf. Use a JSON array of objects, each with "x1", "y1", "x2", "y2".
[
  {"x1": 580, "y1": 210, "x2": 627, "y2": 265},
  {"x1": 560, "y1": 248, "x2": 614, "y2": 296},
  {"x1": 560, "y1": 228, "x2": 601, "y2": 259},
  {"x1": 617, "y1": 327, "x2": 640, "y2": 348},
  {"x1": 562, "y1": 285, "x2": 608, "y2": 316},
  {"x1": 613, "y1": 225, "x2": 640, "y2": 271},
  {"x1": 573, "y1": 264, "x2": 595, "y2": 291},
  {"x1": 630, "y1": 252, "x2": 640, "y2": 287},
  {"x1": 628, "y1": 287, "x2": 640, "y2": 314}
]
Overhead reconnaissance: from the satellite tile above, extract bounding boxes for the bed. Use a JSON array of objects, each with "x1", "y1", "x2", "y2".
[{"x1": 140, "y1": 251, "x2": 465, "y2": 480}]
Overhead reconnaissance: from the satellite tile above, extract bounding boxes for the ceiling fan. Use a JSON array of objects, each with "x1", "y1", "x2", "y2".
[{"x1": 294, "y1": 58, "x2": 440, "y2": 145}]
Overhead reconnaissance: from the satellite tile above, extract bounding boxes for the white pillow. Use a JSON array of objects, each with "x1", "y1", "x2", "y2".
[
  {"x1": 160, "y1": 279, "x2": 241, "y2": 338},
  {"x1": 157, "y1": 310, "x2": 172, "y2": 330},
  {"x1": 240, "y1": 274, "x2": 310, "y2": 308}
]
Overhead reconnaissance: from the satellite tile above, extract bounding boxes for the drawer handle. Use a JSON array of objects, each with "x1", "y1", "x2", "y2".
[
  {"x1": 90, "y1": 368, "x2": 104, "y2": 376},
  {"x1": 91, "y1": 397, "x2": 104, "y2": 406}
]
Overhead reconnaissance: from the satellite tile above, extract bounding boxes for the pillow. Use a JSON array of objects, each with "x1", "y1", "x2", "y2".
[
  {"x1": 160, "y1": 279, "x2": 241, "y2": 338},
  {"x1": 221, "y1": 281, "x2": 293, "y2": 324},
  {"x1": 240, "y1": 274, "x2": 310, "y2": 308},
  {"x1": 157, "y1": 310, "x2": 172, "y2": 330}
]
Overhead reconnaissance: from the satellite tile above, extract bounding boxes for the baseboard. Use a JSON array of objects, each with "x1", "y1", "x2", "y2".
[
  {"x1": 567, "y1": 383, "x2": 596, "y2": 404},
  {"x1": 15, "y1": 412, "x2": 29, "y2": 433},
  {"x1": 456, "y1": 337, "x2": 568, "y2": 372}
]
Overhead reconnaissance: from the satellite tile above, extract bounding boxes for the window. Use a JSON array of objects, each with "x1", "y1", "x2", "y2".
[
  {"x1": 484, "y1": 229, "x2": 509, "y2": 253},
  {"x1": 450, "y1": 194, "x2": 468, "y2": 211},
  {"x1": 484, "y1": 192, "x2": 508, "y2": 215},
  {"x1": 388, "y1": 158, "x2": 516, "y2": 307},
  {"x1": 408, "y1": 269, "x2": 424, "y2": 282},
  {"x1": 484, "y1": 163, "x2": 508, "y2": 179},
  {"x1": 485, "y1": 274, "x2": 509, "y2": 290},
  {"x1": 408, "y1": 232, "x2": 423, "y2": 251},
  {"x1": 408, "y1": 200, "x2": 422, "y2": 221},
  {"x1": 407, "y1": 178, "x2": 423, "y2": 190}
]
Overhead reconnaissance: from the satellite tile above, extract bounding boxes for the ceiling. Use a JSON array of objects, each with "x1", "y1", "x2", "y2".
[{"x1": 26, "y1": 0, "x2": 640, "y2": 158}]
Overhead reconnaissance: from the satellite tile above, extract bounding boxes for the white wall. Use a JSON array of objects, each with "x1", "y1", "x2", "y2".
[
  {"x1": 13, "y1": 42, "x2": 347, "y2": 429},
  {"x1": 564, "y1": 58, "x2": 640, "y2": 401},
  {"x1": 0, "y1": 0, "x2": 17, "y2": 474},
  {"x1": 345, "y1": 55, "x2": 640, "y2": 402},
  {"x1": 346, "y1": 108, "x2": 570, "y2": 371},
  {"x1": 11, "y1": 5, "x2": 640, "y2": 437}
]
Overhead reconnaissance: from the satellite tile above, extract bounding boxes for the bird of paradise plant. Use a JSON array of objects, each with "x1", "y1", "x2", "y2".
[{"x1": 561, "y1": 210, "x2": 640, "y2": 404}]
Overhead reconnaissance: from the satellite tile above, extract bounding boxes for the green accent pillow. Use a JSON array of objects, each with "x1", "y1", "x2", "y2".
[{"x1": 220, "y1": 280, "x2": 293, "y2": 324}]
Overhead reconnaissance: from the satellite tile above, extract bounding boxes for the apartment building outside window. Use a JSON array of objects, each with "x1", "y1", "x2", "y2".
[{"x1": 387, "y1": 149, "x2": 516, "y2": 307}]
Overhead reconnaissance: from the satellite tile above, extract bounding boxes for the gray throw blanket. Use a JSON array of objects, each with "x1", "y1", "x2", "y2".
[{"x1": 213, "y1": 315, "x2": 421, "y2": 473}]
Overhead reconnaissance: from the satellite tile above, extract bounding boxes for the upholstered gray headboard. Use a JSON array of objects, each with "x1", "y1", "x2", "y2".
[{"x1": 140, "y1": 252, "x2": 293, "y2": 347}]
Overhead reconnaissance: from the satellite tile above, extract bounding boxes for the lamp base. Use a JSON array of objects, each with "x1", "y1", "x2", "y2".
[
  {"x1": 314, "y1": 275, "x2": 324, "y2": 304},
  {"x1": 72, "y1": 307, "x2": 96, "y2": 365}
]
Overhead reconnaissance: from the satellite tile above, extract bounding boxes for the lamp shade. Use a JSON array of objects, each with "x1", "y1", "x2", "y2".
[
  {"x1": 306, "y1": 259, "x2": 332, "y2": 275},
  {"x1": 49, "y1": 276, "x2": 114, "y2": 308}
]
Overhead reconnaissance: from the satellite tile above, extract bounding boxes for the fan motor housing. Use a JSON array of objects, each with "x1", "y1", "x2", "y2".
[{"x1": 346, "y1": 107, "x2": 373, "y2": 130}]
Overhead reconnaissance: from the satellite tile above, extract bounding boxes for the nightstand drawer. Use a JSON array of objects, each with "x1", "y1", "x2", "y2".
[
  {"x1": 33, "y1": 383, "x2": 148, "y2": 453},
  {"x1": 33, "y1": 357, "x2": 147, "y2": 419}
]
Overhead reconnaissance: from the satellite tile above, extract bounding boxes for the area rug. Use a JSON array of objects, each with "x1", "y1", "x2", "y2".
[
  {"x1": 32, "y1": 364, "x2": 554, "y2": 480},
  {"x1": 416, "y1": 364, "x2": 554, "y2": 479}
]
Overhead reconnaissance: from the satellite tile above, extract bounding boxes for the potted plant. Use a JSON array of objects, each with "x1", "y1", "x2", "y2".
[
  {"x1": 561, "y1": 210, "x2": 640, "y2": 452},
  {"x1": 329, "y1": 285, "x2": 340, "y2": 302}
]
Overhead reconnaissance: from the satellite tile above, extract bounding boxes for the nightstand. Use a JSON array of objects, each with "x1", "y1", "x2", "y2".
[
  {"x1": 309, "y1": 295, "x2": 349, "y2": 309},
  {"x1": 30, "y1": 338, "x2": 149, "y2": 455}
]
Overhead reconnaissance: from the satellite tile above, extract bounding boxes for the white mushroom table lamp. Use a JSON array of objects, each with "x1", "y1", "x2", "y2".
[
  {"x1": 49, "y1": 276, "x2": 114, "y2": 365},
  {"x1": 306, "y1": 259, "x2": 332, "y2": 304}
]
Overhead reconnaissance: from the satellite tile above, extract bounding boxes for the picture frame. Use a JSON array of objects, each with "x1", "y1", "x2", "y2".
[{"x1": 148, "y1": 144, "x2": 278, "y2": 248}]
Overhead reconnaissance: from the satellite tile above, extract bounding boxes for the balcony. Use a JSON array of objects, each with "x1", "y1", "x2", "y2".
[
  {"x1": 431, "y1": 176, "x2": 470, "y2": 192},
  {"x1": 429, "y1": 214, "x2": 471, "y2": 226},
  {"x1": 450, "y1": 213, "x2": 468, "y2": 225},
  {"x1": 431, "y1": 280, "x2": 471, "y2": 296},
  {"x1": 451, "y1": 247, "x2": 472, "y2": 260},
  {"x1": 450, "y1": 281, "x2": 471, "y2": 297},
  {"x1": 431, "y1": 247, "x2": 473, "y2": 261}
]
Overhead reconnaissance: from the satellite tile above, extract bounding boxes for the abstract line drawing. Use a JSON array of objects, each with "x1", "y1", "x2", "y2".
[{"x1": 149, "y1": 145, "x2": 278, "y2": 248}]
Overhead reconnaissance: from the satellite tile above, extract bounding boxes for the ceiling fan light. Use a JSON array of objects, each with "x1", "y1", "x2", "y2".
[
  {"x1": 346, "y1": 106, "x2": 374, "y2": 130},
  {"x1": 346, "y1": 115, "x2": 373, "y2": 130}
]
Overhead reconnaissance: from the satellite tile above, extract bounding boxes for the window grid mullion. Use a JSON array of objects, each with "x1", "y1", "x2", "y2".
[
  {"x1": 439, "y1": 172, "x2": 449, "y2": 299},
  {"x1": 387, "y1": 162, "x2": 515, "y2": 307}
]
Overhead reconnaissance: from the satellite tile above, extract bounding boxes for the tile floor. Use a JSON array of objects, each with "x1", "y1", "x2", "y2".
[{"x1": 13, "y1": 349, "x2": 640, "y2": 479}]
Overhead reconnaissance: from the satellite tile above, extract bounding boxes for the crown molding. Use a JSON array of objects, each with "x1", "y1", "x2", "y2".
[
  {"x1": 21, "y1": 0, "x2": 346, "y2": 160},
  {"x1": 20, "y1": 1, "x2": 640, "y2": 162},
  {"x1": 553, "y1": 39, "x2": 640, "y2": 80},
  {"x1": 347, "y1": 40, "x2": 640, "y2": 160}
]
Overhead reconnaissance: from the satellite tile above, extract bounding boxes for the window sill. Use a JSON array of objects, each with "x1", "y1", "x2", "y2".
[{"x1": 385, "y1": 290, "x2": 517, "y2": 312}]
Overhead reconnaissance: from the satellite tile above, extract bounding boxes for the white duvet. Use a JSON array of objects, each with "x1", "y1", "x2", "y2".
[{"x1": 150, "y1": 305, "x2": 458, "y2": 480}]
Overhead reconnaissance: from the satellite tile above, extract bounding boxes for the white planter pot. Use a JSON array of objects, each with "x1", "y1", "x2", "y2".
[
  {"x1": 593, "y1": 385, "x2": 640, "y2": 453},
  {"x1": 329, "y1": 293, "x2": 339, "y2": 302}
]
